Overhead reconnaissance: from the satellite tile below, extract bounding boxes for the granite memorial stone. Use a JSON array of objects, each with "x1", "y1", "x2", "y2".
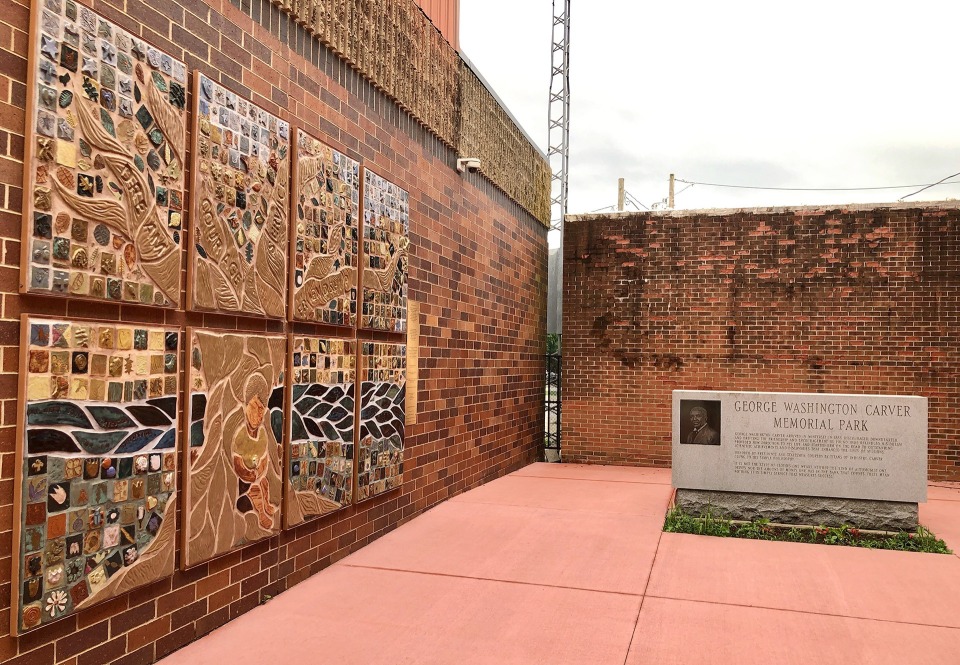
[{"x1": 672, "y1": 390, "x2": 928, "y2": 529}]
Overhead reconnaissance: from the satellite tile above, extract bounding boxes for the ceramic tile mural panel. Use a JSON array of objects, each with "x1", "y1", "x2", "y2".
[
  {"x1": 361, "y1": 169, "x2": 409, "y2": 332},
  {"x1": 13, "y1": 316, "x2": 179, "y2": 634},
  {"x1": 357, "y1": 342, "x2": 406, "y2": 502},
  {"x1": 183, "y1": 329, "x2": 285, "y2": 568},
  {"x1": 286, "y1": 336, "x2": 356, "y2": 527},
  {"x1": 291, "y1": 129, "x2": 361, "y2": 325},
  {"x1": 189, "y1": 73, "x2": 290, "y2": 318},
  {"x1": 22, "y1": 1, "x2": 187, "y2": 307}
]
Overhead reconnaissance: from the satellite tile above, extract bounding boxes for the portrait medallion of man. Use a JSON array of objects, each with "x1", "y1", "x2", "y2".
[{"x1": 680, "y1": 399, "x2": 722, "y2": 445}]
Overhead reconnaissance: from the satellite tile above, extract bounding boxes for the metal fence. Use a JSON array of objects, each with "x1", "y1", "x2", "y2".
[{"x1": 545, "y1": 353, "x2": 561, "y2": 460}]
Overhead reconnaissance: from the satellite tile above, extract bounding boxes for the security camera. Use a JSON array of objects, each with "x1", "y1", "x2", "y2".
[{"x1": 457, "y1": 157, "x2": 481, "y2": 173}]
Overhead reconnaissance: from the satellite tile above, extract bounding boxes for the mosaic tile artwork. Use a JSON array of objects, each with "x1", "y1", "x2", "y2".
[
  {"x1": 361, "y1": 170, "x2": 409, "y2": 332},
  {"x1": 190, "y1": 73, "x2": 290, "y2": 318},
  {"x1": 23, "y1": 1, "x2": 187, "y2": 307},
  {"x1": 291, "y1": 129, "x2": 360, "y2": 325},
  {"x1": 14, "y1": 316, "x2": 179, "y2": 634},
  {"x1": 183, "y1": 329, "x2": 285, "y2": 568},
  {"x1": 286, "y1": 336, "x2": 356, "y2": 527},
  {"x1": 357, "y1": 342, "x2": 405, "y2": 502}
]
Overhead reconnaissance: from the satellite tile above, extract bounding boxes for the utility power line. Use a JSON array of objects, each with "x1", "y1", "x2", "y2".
[
  {"x1": 675, "y1": 177, "x2": 960, "y2": 192},
  {"x1": 588, "y1": 170, "x2": 960, "y2": 215},
  {"x1": 623, "y1": 190, "x2": 650, "y2": 210},
  {"x1": 899, "y1": 171, "x2": 960, "y2": 202},
  {"x1": 587, "y1": 190, "x2": 650, "y2": 214}
]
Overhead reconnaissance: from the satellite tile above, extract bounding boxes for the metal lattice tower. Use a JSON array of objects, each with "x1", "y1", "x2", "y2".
[
  {"x1": 547, "y1": 0, "x2": 570, "y2": 337},
  {"x1": 548, "y1": 0, "x2": 571, "y2": 234}
]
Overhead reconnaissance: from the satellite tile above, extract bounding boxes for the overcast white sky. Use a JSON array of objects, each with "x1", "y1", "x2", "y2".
[{"x1": 460, "y1": 1, "x2": 960, "y2": 222}]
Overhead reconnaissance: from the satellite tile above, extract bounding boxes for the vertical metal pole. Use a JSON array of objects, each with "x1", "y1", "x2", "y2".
[
  {"x1": 618, "y1": 178, "x2": 625, "y2": 212},
  {"x1": 669, "y1": 173, "x2": 675, "y2": 209}
]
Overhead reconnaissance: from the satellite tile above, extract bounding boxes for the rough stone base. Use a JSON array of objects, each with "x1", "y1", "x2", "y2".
[{"x1": 675, "y1": 489, "x2": 918, "y2": 531}]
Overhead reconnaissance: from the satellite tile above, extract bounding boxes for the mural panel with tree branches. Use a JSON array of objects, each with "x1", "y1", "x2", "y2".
[
  {"x1": 21, "y1": 2, "x2": 186, "y2": 307},
  {"x1": 188, "y1": 73, "x2": 289, "y2": 318},
  {"x1": 290, "y1": 129, "x2": 360, "y2": 326}
]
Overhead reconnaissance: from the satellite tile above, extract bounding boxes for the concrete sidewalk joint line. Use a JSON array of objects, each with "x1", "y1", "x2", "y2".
[
  {"x1": 624, "y1": 522, "x2": 667, "y2": 665},
  {"x1": 339, "y1": 562, "x2": 646, "y2": 598},
  {"x1": 644, "y1": 594, "x2": 960, "y2": 631},
  {"x1": 517, "y1": 473, "x2": 671, "y2": 486},
  {"x1": 451, "y1": 497, "x2": 669, "y2": 516}
]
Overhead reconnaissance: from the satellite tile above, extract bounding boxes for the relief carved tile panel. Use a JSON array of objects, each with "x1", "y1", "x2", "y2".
[
  {"x1": 285, "y1": 336, "x2": 356, "y2": 527},
  {"x1": 361, "y1": 169, "x2": 409, "y2": 332},
  {"x1": 13, "y1": 316, "x2": 180, "y2": 634},
  {"x1": 357, "y1": 341, "x2": 405, "y2": 502},
  {"x1": 22, "y1": 2, "x2": 187, "y2": 307},
  {"x1": 189, "y1": 73, "x2": 290, "y2": 318},
  {"x1": 183, "y1": 329, "x2": 285, "y2": 568},
  {"x1": 290, "y1": 129, "x2": 360, "y2": 326}
]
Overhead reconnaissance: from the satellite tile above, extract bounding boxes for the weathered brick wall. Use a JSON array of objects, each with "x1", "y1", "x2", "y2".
[
  {"x1": 563, "y1": 204, "x2": 960, "y2": 481},
  {"x1": 0, "y1": 1, "x2": 546, "y2": 663}
]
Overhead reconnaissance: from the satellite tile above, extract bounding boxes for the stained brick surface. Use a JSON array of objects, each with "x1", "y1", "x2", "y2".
[
  {"x1": 0, "y1": 0, "x2": 546, "y2": 662},
  {"x1": 563, "y1": 205, "x2": 960, "y2": 481}
]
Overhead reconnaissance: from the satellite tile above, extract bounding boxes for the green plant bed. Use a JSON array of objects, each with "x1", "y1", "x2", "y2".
[{"x1": 663, "y1": 506, "x2": 952, "y2": 554}]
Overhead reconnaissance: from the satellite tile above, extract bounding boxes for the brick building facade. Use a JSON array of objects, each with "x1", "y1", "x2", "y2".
[
  {"x1": 0, "y1": 1, "x2": 547, "y2": 663},
  {"x1": 563, "y1": 204, "x2": 960, "y2": 481}
]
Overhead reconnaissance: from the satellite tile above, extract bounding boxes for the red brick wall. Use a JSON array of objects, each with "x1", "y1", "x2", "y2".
[
  {"x1": 562, "y1": 204, "x2": 960, "y2": 481},
  {"x1": 0, "y1": 0, "x2": 546, "y2": 663}
]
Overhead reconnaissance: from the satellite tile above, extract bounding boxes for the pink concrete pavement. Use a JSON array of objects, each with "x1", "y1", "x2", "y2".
[{"x1": 159, "y1": 464, "x2": 960, "y2": 665}]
